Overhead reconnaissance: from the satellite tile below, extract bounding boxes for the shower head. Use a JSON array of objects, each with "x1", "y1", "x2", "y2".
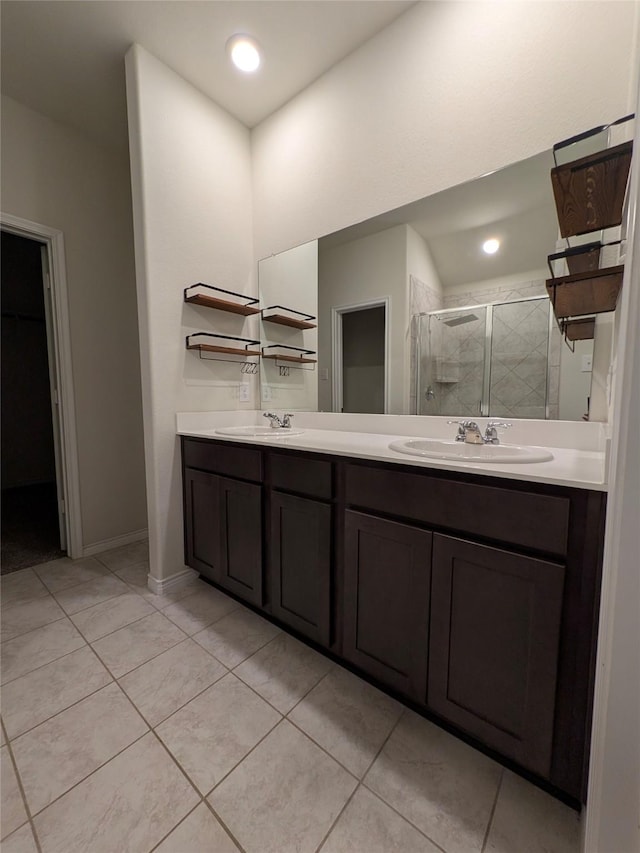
[{"x1": 443, "y1": 313, "x2": 479, "y2": 327}]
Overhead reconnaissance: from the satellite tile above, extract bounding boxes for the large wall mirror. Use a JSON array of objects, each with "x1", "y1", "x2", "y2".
[{"x1": 258, "y1": 148, "x2": 615, "y2": 421}]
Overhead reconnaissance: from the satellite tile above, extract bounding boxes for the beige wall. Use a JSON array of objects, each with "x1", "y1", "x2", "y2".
[
  {"x1": 125, "y1": 45, "x2": 254, "y2": 582},
  {"x1": 0, "y1": 94, "x2": 147, "y2": 550},
  {"x1": 318, "y1": 225, "x2": 408, "y2": 413},
  {"x1": 252, "y1": 1, "x2": 638, "y2": 259}
]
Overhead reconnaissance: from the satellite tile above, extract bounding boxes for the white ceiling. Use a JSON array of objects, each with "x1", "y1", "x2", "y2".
[
  {"x1": 1, "y1": 0, "x2": 414, "y2": 151},
  {"x1": 321, "y1": 150, "x2": 558, "y2": 288}
]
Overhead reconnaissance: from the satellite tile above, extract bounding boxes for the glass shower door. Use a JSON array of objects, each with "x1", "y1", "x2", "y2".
[
  {"x1": 488, "y1": 298, "x2": 550, "y2": 419},
  {"x1": 417, "y1": 308, "x2": 487, "y2": 417}
]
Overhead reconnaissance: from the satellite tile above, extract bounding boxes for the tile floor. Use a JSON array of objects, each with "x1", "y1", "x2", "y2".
[{"x1": 0, "y1": 543, "x2": 582, "y2": 853}]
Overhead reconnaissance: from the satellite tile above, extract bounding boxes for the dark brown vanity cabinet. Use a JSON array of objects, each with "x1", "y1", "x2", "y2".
[
  {"x1": 182, "y1": 437, "x2": 606, "y2": 803},
  {"x1": 268, "y1": 452, "x2": 334, "y2": 647},
  {"x1": 182, "y1": 439, "x2": 263, "y2": 606},
  {"x1": 428, "y1": 534, "x2": 565, "y2": 778},
  {"x1": 343, "y1": 511, "x2": 431, "y2": 701},
  {"x1": 269, "y1": 492, "x2": 332, "y2": 645}
]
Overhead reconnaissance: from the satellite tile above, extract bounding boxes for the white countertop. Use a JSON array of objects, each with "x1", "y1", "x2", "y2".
[{"x1": 177, "y1": 411, "x2": 608, "y2": 492}]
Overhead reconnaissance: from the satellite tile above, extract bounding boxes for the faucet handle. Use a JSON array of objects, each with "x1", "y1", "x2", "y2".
[
  {"x1": 282, "y1": 413, "x2": 294, "y2": 427},
  {"x1": 447, "y1": 419, "x2": 476, "y2": 427},
  {"x1": 486, "y1": 421, "x2": 512, "y2": 429}
]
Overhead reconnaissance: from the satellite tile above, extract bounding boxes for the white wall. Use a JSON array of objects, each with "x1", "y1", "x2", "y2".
[
  {"x1": 0, "y1": 94, "x2": 147, "y2": 549},
  {"x1": 559, "y1": 340, "x2": 593, "y2": 422},
  {"x1": 125, "y1": 45, "x2": 254, "y2": 582},
  {"x1": 258, "y1": 240, "x2": 318, "y2": 411},
  {"x1": 318, "y1": 225, "x2": 408, "y2": 413},
  {"x1": 252, "y1": 1, "x2": 638, "y2": 259}
]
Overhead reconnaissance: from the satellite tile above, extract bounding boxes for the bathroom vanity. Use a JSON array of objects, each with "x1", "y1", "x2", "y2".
[{"x1": 179, "y1": 420, "x2": 606, "y2": 805}]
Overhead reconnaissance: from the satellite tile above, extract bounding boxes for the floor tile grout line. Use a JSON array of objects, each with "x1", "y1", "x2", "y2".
[
  {"x1": 119, "y1": 650, "x2": 230, "y2": 730},
  {"x1": 2, "y1": 611, "x2": 70, "y2": 645},
  {"x1": 202, "y1": 798, "x2": 247, "y2": 853},
  {"x1": 200, "y1": 710, "x2": 284, "y2": 798},
  {"x1": 3, "y1": 673, "x2": 115, "y2": 744},
  {"x1": 1, "y1": 719, "x2": 44, "y2": 853},
  {"x1": 1, "y1": 629, "x2": 88, "y2": 688},
  {"x1": 52, "y1": 586, "x2": 132, "y2": 618},
  {"x1": 70, "y1": 599, "x2": 163, "y2": 644},
  {"x1": 359, "y1": 777, "x2": 450, "y2": 853},
  {"x1": 284, "y1": 665, "x2": 334, "y2": 719},
  {"x1": 26, "y1": 728, "x2": 151, "y2": 821},
  {"x1": 481, "y1": 767, "x2": 505, "y2": 853},
  {"x1": 356, "y1": 708, "x2": 454, "y2": 853},
  {"x1": 191, "y1": 618, "x2": 283, "y2": 670},
  {"x1": 285, "y1": 716, "x2": 362, "y2": 784},
  {"x1": 88, "y1": 617, "x2": 189, "y2": 679},
  {"x1": 145, "y1": 801, "x2": 206, "y2": 853},
  {"x1": 229, "y1": 633, "x2": 335, "y2": 718},
  {"x1": 314, "y1": 780, "x2": 361, "y2": 853}
]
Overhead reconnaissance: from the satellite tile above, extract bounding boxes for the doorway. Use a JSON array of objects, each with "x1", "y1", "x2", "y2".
[
  {"x1": 1, "y1": 230, "x2": 67, "y2": 572},
  {"x1": 332, "y1": 300, "x2": 389, "y2": 413}
]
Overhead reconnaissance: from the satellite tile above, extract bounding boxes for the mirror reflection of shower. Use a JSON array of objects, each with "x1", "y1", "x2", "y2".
[{"x1": 417, "y1": 296, "x2": 554, "y2": 419}]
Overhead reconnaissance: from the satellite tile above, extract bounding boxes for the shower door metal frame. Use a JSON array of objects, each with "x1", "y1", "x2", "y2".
[{"x1": 416, "y1": 295, "x2": 551, "y2": 418}]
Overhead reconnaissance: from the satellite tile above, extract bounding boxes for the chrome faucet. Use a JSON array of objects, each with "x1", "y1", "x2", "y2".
[
  {"x1": 448, "y1": 420, "x2": 484, "y2": 444},
  {"x1": 448, "y1": 420, "x2": 512, "y2": 445},
  {"x1": 263, "y1": 412, "x2": 294, "y2": 429},
  {"x1": 483, "y1": 421, "x2": 512, "y2": 445}
]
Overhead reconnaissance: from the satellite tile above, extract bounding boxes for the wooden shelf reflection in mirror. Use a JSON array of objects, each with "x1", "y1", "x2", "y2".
[
  {"x1": 551, "y1": 141, "x2": 633, "y2": 238},
  {"x1": 561, "y1": 317, "x2": 596, "y2": 342},
  {"x1": 546, "y1": 266, "x2": 623, "y2": 319},
  {"x1": 261, "y1": 344, "x2": 317, "y2": 364},
  {"x1": 262, "y1": 305, "x2": 317, "y2": 330}
]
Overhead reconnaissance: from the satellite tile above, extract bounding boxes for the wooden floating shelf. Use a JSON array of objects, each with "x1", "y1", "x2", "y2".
[
  {"x1": 551, "y1": 141, "x2": 632, "y2": 238},
  {"x1": 184, "y1": 284, "x2": 260, "y2": 316},
  {"x1": 262, "y1": 313, "x2": 317, "y2": 330},
  {"x1": 546, "y1": 265, "x2": 624, "y2": 319},
  {"x1": 187, "y1": 343, "x2": 261, "y2": 357},
  {"x1": 562, "y1": 318, "x2": 596, "y2": 341},
  {"x1": 185, "y1": 294, "x2": 260, "y2": 316},
  {"x1": 262, "y1": 353, "x2": 317, "y2": 364}
]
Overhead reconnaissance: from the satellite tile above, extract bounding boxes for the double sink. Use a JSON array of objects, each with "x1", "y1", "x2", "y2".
[{"x1": 215, "y1": 425, "x2": 553, "y2": 464}]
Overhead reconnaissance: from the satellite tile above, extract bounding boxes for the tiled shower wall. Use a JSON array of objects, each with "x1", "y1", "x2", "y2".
[
  {"x1": 409, "y1": 276, "x2": 442, "y2": 415},
  {"x1": 413, "y1": 278, "x2": 561, "y2": 419}
]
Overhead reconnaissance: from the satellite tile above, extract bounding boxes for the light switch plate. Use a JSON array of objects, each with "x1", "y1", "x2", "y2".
[{"x1": 581, "y1": 354, "x2": 593, "y2": 372}]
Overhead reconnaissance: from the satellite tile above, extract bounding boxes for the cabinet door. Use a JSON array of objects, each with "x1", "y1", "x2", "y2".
[
  {"x1": 343, "y1": 511, "x2": 431, "y2": 701},
  {"x1": 270, "y1": 492, "x2": 332, "y2": 646},
  {"x1": 184, "y1": 468, "x2": 219, "y2": 582},
  {"x1": 429, "y1": 534, "x2": 565, "y2": 777},
  {"x1": 218, "y1": 477, "x2": 263, "y2": 607}
]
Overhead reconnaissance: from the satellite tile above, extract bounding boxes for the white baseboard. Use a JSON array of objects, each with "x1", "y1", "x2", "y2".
[
  {"x1": 147, "y1": 567, "x2": 198, "y2": 595},
  {"x1": 82, "y1": 528, "x2": 148, "y2": 557}
]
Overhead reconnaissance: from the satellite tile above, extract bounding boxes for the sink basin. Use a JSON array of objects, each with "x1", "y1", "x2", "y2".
[
  {"x1": 215, "y1": 425, "x2": 304, "y2": 438},
  {"x1": 388, "y1": 439, "x2": 553, "y2": 464}
]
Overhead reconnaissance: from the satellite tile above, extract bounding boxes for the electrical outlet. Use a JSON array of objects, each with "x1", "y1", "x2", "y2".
[
  {"x1": 581, "y1": 354, "x2": 593, "y2": 373},
  {"x1": 261, "y1": 384, "x2": 272, "y2": 402},
  {"x1": 239, "y1": 383, "x2": 250, "y2": 402}
]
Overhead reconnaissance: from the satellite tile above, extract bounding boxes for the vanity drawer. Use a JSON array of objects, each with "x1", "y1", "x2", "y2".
[
  {"x1": 344, "y1": 464, "x2": 570, "y2": 557},
  {"x1": 182, "y1": 438, "x2": 263, "y2": 483},
  {"x1": 270, "y1": 453, "x2": 332, "y2": 500}
]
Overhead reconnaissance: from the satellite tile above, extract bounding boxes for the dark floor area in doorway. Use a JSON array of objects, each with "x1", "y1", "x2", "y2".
[{"x1": 1, "y1": 482, "x2": 65, "y2": 574}]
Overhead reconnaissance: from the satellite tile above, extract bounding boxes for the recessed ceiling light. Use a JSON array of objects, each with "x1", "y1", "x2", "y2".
[
  {"x1": 482, "y1": 238, "x2": 500, "y2": 255},
  {"x1": 227, "y1": 34, "x2": 261, "y2": 73}
]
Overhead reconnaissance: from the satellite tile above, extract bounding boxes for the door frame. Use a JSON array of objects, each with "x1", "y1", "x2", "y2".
[
  {"x1": 1, "y1": 212, "x2": 82, "y2": 558},
  {"x1": 331, "y1": 297, "x2": 390, "y2": 413}
]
